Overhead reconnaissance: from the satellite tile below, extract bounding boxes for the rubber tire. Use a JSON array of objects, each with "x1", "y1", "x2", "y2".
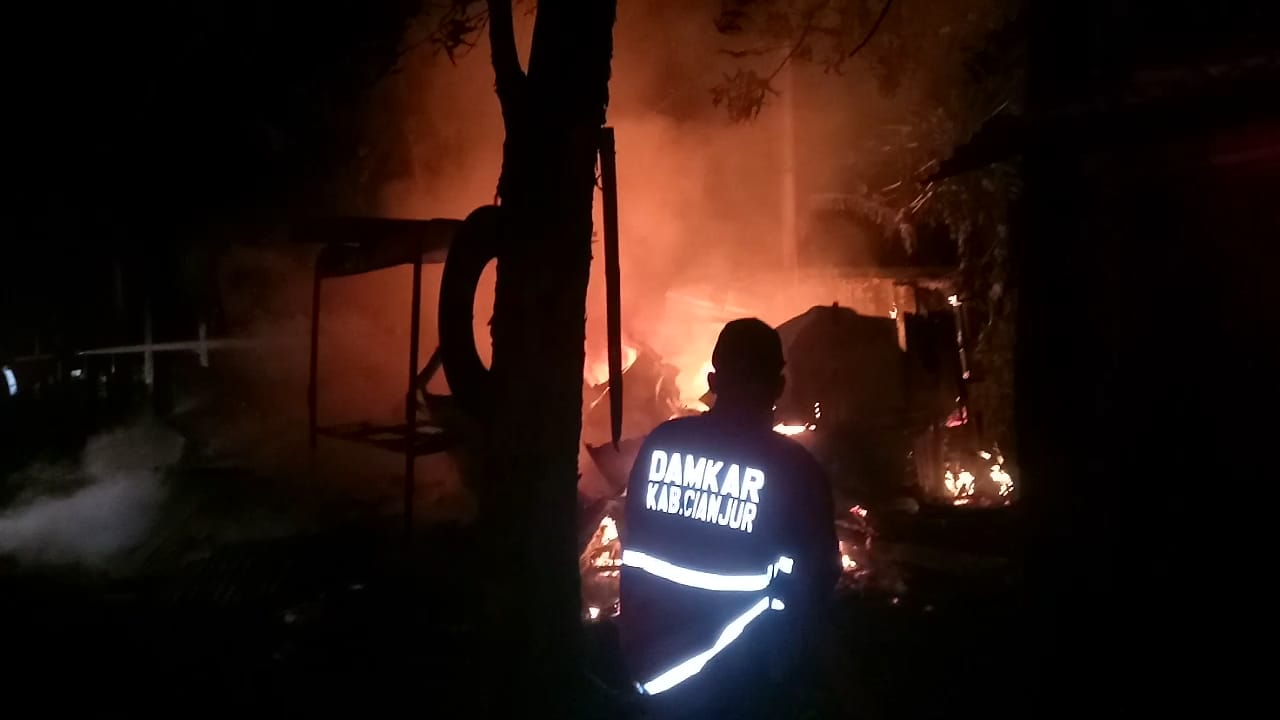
[{"x1": 438, "y1": 205, "x2": 502, "y2": 418}]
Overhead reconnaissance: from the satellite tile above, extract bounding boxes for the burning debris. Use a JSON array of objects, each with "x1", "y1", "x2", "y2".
[
  {"x1": 575, "y1": 302, "x2": 1013, "y2": 618},
  {"x1": 943, "y1": 448, "x2": 1014, "y2": 506},
  {"x1": 772, "y1": 401, "x2": 820, "y2": 436},
  {"x1": 771, "y1": 423, "x2": 815, "y2": 436},
  {"x1": 580, "y1": 512, "x2": 623, "y2": 621},
  {"x1": 841, "y1": 549, "x2": 857, "y2": 571},
  {"x1": 581, "y1": 344, "x2": 685, "y2": 445},
  {"x1": 944, "y1": 469, "x2": 976, "y2": 502},
  {"x1": 835, "y1": 504, "x2": 885, "y2": 592}
]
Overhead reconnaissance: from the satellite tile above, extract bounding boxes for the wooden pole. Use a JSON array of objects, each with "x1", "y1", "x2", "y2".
[
  {"x1": 405, "y1": 251, "x2": 423, "y2": 535},
  {"x1": 308, "y1": 261, "x2": 322, "y2": 451},
  {"x1": 600, "y1": 127, "x2": 623, "y2": 447},
  {"x1": 143, "y1": 300, "x2": 154, "y2": 391},
  {"x1": 197, "y1": 320, "x2": 209, "y2": 368}
]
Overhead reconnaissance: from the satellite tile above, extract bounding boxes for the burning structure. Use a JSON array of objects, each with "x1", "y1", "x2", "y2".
[{"x1": 576, "y1": 280, "x2": 1012, "y2": 616}]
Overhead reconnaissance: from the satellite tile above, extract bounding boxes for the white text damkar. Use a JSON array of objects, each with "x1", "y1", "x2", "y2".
[{"x1": 643, "y1": 450, "x2": 765, "y2": 534}]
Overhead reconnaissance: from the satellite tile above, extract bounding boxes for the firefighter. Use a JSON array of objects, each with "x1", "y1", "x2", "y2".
[{"x1": 619, "y1": 318, "x2": 840, "y2": 719}]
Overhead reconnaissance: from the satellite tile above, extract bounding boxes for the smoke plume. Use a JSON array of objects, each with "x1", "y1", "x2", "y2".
[{"x1": 0, "y1": 422, "x2": 183, "y2": 567}]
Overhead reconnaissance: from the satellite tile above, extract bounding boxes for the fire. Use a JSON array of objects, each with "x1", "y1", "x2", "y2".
[
  {"x1": 991, "y1": 463, "x2": 1014, "y2": 497},
  {"x1": 599, "y1": 515, "x2": 618, "y2": 545},
  {"x1": 943, "y1": 448, "x2": 1015, "y2": 505},
  {"x1": 586, "y1": 514, "x2": 623, "y2": 570},
  {"x1": 677, "y1": 360, "x2": 715, "y2": 407},
  {"x1": 584, "y1": 344, "x2": 639, "y2": 387},
  {"x1": 944, "y1": 469, "x2": 976, "y2": 500},
  {"x1": 581, "y1": 513, "x2": 623, "y2": 622},
  {"x1": 771, "y1": 399, "x2": 821, "y2": 435},
  {"x1": 772, "y1": 423, "x2": 815, "y2": 436},
  {"x1": 837, "y1": 540, "x2": 864, "y2": 577}
]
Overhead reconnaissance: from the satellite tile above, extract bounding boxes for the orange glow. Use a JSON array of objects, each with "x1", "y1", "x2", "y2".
[
  {"x1": 772, "y1": 423, "x2": 815, "y2": 436},
  {"x1": 599, "y1": 515, "x2": 618, "y2": 545},
  {"x1": 586, "y1": 514, "x2": 623, "y2": 569},
  {"x1": 943, "y1": 449, "x2": 1014, "y2": 505},
  {"x1": 991, "y1": 464, "x2": 1014, "y2": 497},
  {"x1": 678, "y1": 360, "x2": 714, "y2": 406},
  {"x1": 944, "y1": 469, "x2": 976, "y2": 501},
  {"x1": 585, "y1": 344, "x2": 639, "y2": 387}
]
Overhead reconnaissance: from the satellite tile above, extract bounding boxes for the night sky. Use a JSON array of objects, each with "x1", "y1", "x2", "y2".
[{"x1": 5, "y1": 1, "x2": 421, "y2": 355}]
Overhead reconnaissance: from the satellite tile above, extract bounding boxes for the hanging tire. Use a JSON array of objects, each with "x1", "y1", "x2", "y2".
[{"x1": 438, "y1": 205, "x2": 502, "y2": 418}]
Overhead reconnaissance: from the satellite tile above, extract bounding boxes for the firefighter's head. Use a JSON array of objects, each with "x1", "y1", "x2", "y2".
[{"x1": 708, "y1": 318, "x2": 785, "y2": 413}]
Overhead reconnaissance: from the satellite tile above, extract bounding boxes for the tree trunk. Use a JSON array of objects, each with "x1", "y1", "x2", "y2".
[{"x1": 481, "y1": 1, "x2": 616, "y2": 715}]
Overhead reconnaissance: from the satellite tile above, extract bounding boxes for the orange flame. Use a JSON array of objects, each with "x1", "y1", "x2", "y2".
[
  {"x1": 772, "y1": 423, "x2": 815, "y2": 436},
  {"x1": 584, "y1": 344, "x2": 639, "y2": 387}
]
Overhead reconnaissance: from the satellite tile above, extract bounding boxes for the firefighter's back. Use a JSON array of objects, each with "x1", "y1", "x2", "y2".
[{"x1": 619, "y1": 411, "x2": 833, "y2": 718}]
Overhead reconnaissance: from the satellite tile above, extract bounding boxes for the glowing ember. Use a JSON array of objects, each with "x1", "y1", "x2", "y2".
[
  {"x1": 772, "y1": 423, "x2": 816, "y2": 436},
  {"x1": 849, "y1": 505, "x2": 868, "y2": 518},
  {"x1": 586, "y1": 514, "x2": 623, "y2": 569},
  {"x1": 599, "y1": 515, "x2": 618, "y2": 545},
  {"x1": 839, "y1": 540, "x2": 860, "y2": 573},
  {"x1": 944, "y1": 469, "x2": 976, "y2": 500},
  {"x1": 942, "y1": 448, "x2": 1014, "y2": 505},
  {"x1": 580, "y1": 514, "x2": 625, "y2": 622},
  {"x1": 948, "y1": 294, "x2": 961, "y2": 307},
  {"x1": 991, "y1": 464, "x2": 1014, "y2": 496}
]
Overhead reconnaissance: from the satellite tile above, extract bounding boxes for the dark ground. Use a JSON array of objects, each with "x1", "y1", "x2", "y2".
[
  {"x1": 1, "y1": 509, "x2": 1017, "y2": 718},
  {"x1": 1, "y1": 385, "x2": 1017, "y2": 717}
]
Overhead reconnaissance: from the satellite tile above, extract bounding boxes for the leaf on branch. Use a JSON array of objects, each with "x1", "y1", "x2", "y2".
[
  {"x1": 428, "y1": 1, "x2": 489, "y2": 64},
  {"x1": 715, "y1": 0, "x2": 764, "y2": 35},
  {"x1": 710, "y1": 69, "x2": 778, "y2": 123}
]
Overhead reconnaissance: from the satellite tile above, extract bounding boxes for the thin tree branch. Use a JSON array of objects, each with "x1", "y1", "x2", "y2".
[
  {"x1": 426, "y1": 2, "x2": 489, "y2": 64},
  {"x1": 718, "y1": 44, "x2": 789, "y2": 59},
  {"x1": 846, "y1": 0, "x2": 895, "y2": 59},
  {"x1": 767, "y1": 0, "x2": 829, "y2": 81}
]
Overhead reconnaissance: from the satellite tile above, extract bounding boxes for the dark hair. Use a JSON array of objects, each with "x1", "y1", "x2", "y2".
[{"x1": 711, "y1": 318, "x2": 785, "y2": 386}]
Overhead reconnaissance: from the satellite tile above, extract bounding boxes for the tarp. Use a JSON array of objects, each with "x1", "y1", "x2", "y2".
[
  {"x1": 301, "y1": 217, "x2": 462, "y2": 278},
  {"x1": 776, "y1": 305, "x2": 910, "y2": 427}
]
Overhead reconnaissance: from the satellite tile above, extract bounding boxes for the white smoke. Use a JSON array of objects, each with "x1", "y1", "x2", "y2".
[{"x1": 0, "y1": 421, "x2": 183, "y2": 567}]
